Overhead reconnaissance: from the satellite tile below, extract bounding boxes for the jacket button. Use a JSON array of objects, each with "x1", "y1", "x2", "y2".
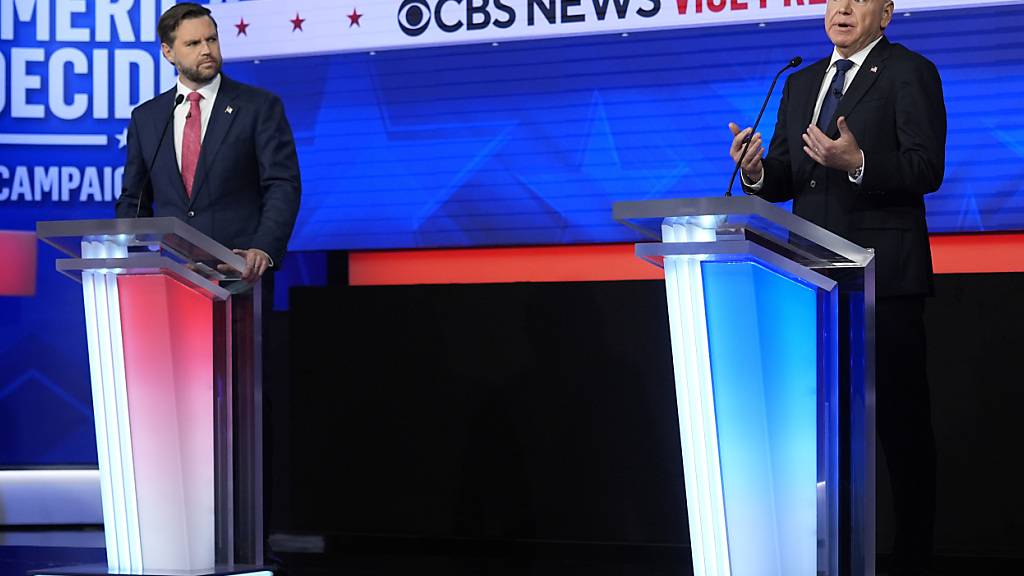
[
  {"x1": 809, "y1": 180, "x2": 817, "y2": 189},
  {"x1": 187, "y1": 210, "x2": 196, "y2": 218}
]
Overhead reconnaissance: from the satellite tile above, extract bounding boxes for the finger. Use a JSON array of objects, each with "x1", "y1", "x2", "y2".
[
  {"x1": 743, "y1": 154, "x2": 763, "y2": 175},
  {"x1": 836, "y1": 116, "x2": 849, "y2": 136},
  {"x1": 735, "y1": 132, "x2": 759, "y2": 161},
  {"x1": 803, "y1": 128, "x2": 826, "y2": 147},
  {"x1": 801, "y1": 132, "x2": 817, "y2": 151},
  {"x1": 743, "y1": 146, "x2": 764, "y2": 170},
  {"x1": 732, "y1": 127, "x2": 752, "y2": 148},
  {"x1": 741, "y1": 143, "x2": 762, "y2": 170},
  {"x1": 246, "y1": 252, "x2": 260, "y2": 281},
  {"x1": 803, "y1": 145, "x2": 824, "y2": 165},
  {"x1": 802, "y1": 131, "x2": 830, "y2": 156},
  {"x1": 728, "y1": 122, "x2": 741, "y2": 136},
  {"x1": 741, "y1": 139, "x2": 762, "y2": 164},
  {"x1": 805, "y1": 125, "x2": 831, "y2": 147}
]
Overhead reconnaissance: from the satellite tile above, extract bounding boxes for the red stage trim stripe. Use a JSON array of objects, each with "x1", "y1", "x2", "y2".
[
  {"x1": 0, "y1": 231, "x2": 37, "y2": 296},
  {"x1": 930, "y1": 233, "x2": 1024, "y2": 274},
  {"x1": 348, "y1": 234, "x2": 1024, "y2": 286},
  {"x1": 349, "y1": 244, "x2": 662, "y2": 286}
]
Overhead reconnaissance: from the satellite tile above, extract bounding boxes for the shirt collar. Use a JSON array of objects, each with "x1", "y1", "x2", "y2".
[
  {"x1": 176, "y1": 73, "x2": 221, "y2": 102},
  {"x1": 829, "y1": 35, "x2": 884, "y2": 71}
]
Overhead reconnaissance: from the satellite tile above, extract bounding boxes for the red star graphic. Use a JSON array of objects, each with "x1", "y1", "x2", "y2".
[
  {"x1": 348, "y1": 8, "x2": 362, "y2": 28},
  {"x1": 235, "y1": 18, "x2": 249, "y2": 36},
  {"x1": 291, "y1": 12, "x2": 305, "y2": 32}
]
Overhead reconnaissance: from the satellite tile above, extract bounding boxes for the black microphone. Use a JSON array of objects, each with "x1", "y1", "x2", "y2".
[
  {"x1": 726, "y1": 56, "x2": 803, "y2": 197},
  {"x1": 135, "y1": 93, "x2": 185, "y2": 218}
]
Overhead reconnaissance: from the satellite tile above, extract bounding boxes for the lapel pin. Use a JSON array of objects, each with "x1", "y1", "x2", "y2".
[
  {"x1": 870, "y1": 66, "x2": 878, "y2": 73},
  {"x1": 225, "y1": 105, "x2": 234, "y2": 114}
]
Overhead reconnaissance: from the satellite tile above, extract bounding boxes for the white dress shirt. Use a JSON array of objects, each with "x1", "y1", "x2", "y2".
[
  {"x1": 811, "y1": 35, "x2": 884, "y2": 128},
  {"x1": 173, "y1": 74, "x2": 221, "y2": 172}
]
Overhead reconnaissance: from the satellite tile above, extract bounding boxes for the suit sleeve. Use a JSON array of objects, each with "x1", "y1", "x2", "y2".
[
  {"x1": 860, "y1": 57, "x2": 946, "y2": 197},
  {"x1": 748, "y1": 75, "x2": 797, "y2": 203},
  {"x1": 251, "y1": 95, "x2": 301, "y2": 265},
  {"x1": 115, "y1": 112, "x2": 154, "y2": 218}
]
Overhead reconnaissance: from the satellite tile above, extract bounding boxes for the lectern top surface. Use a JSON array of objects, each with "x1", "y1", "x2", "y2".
[
  {"x1": 613, "y1": 196, "x2": 875, "y2": 270},
  {"x1": 36, "y1": 217, "x2": 247, "y2": 283}
]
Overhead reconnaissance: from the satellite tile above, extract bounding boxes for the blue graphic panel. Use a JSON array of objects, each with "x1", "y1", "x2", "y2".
[
  {"x1": 217, "y1": 4, "x2": 1024, "y2": 250},
  {"x1": 702, "y1": 261, "x2": 822, "y2": 575}
]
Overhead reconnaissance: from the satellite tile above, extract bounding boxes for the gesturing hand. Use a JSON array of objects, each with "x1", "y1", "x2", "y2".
[
  {"x1": 728, "y1": 122, "x2": 764, "y2": 183},
  {"x1": 802, "y1": 117, "x2": 863, "y2": 172}
]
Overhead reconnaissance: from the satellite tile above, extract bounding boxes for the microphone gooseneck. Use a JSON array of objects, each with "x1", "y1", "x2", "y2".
[
  {"x1": 136, "y1": 94, "x2": 185, "y2": 218},
  {"x1": 726, "y1": 56, "x2": 803, "y2": 197}
]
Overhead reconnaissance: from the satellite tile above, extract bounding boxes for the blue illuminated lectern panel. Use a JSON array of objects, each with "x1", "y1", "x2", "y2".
[{"x1": 702, "y1": 261, "x2": 836, "y2": 576}]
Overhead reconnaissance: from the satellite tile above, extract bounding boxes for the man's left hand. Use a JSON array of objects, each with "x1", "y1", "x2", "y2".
[
  {"x1": 233, "y1": 248, "x2": 272, "y2": 282},
  {"x1": 802, "y1": 116, "x2": 863, "y2": 172}
]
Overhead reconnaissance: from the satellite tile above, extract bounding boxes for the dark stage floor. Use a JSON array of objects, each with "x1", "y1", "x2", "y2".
[{"x1": 3, "y1": 531, "x2": 1022, "y2": 576}]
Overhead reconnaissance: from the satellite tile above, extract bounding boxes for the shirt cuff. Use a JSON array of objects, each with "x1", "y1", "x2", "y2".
[
  {"x1": 252, "y1": 248, "x2": 274, "y2": 268},
  {"x1": 848, "y1": 150, "x2": 865, "y2": 185},
  {"x1": 741, "y1": 169, "x2": 765, "y2": 193}
]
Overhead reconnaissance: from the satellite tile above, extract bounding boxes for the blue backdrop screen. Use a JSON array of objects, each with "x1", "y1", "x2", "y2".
[{"x1": 220, "y1": 4, "x2": 1024, "y2": 250}]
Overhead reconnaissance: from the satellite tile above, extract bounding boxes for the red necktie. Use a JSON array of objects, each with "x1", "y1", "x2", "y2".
[{"x1": 181, "y1": 91, "x2": 203, "y2": 197}]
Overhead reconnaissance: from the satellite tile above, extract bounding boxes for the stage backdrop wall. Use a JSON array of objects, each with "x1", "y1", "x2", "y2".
[{"x1": 1, "y1": 0, "x2": 1022, "y2": 472}]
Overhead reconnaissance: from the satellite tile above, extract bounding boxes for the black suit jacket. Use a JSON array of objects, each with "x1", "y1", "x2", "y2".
[
  {"x1": 751, "y1": 37, "x2": 946, "y2": 297},
  {"x1": 116, "y1": 75, "x2": 301, "y2": 265}
]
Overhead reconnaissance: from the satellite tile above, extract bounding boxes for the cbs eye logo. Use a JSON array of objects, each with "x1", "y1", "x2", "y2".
[{"x1": 398, "y1": 0, "x2": 432, "y2": 37}]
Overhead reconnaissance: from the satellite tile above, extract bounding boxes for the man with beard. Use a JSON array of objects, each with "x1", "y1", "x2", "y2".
[
  {"x1": 728, "y1": 1, "x2": 944, "y2": 575},
  {"x1": 116, "y1": 2, "x2": 300, "y2": 282}
]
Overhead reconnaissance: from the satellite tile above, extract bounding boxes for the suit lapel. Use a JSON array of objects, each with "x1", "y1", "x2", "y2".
[
  {"x1": 801, "y1": 58, "x2": 832, "y2": 129},
  {"x1": 828, "y1": 37, "x2": 890, "y2": 137},
  {"x1": 189, "y1": 76, "x2": 240, "y2": 206},
  {"x1": 796, "y1": 58, "x2": 831, "y2": 179}
]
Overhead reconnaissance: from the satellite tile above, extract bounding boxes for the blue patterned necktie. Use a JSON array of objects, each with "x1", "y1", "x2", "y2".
[{"x1": 817, "y1": 59, "x2": 854, "y2": 131}]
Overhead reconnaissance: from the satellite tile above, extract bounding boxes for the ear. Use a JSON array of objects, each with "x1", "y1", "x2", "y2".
[
  {"x1": 881, "y1": 1, "x2": 895, "y2": 29},
  {"x1": 161, "y1": 43, "x2": 174, "y2": 65}
]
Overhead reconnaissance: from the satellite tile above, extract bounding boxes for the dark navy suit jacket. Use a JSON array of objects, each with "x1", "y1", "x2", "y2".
[
  {"x1": 749, "y1": 37, "x2": 946, "y2": 297},
  {"x1": 116, "y1": 75, "x2": 301, "y2": 265}
]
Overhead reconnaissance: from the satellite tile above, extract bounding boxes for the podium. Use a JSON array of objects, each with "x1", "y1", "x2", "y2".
[
  {"x1": 614, "y1": 196, "x2": 876, "y2": 576},
  {"x1": 35, "y1": 218, "x2": 269, "y2": 576}
]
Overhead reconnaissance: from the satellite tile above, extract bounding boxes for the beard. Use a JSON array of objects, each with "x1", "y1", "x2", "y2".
[{"x1": 177, "y1": 57, "x2": 221, "y2": 85}]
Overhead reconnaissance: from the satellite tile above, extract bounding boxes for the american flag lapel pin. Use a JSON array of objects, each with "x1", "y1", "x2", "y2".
[
  {"x1": 870, "y1": 66, "x2": 878, "y2": 73},
  {"x1": 225, "y1": 105, "x2": 234, "y2": 114}
]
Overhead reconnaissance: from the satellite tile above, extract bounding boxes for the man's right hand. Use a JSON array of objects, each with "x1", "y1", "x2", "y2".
[{"x1": 729, "y1": 122, "x2": 764, "y2": 184}]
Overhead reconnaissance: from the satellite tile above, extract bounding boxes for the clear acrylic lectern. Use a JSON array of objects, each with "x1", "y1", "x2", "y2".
[
  {"x1": 614, "y1": 196, "x2": 876, "y2": 576},
  {"x1": 35, "y1": 217, "x2": 269, "y2": 576}
]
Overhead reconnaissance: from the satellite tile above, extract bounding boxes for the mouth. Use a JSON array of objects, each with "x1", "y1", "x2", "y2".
[{"x1": 832, "y1": 22, "x2": 855, "y2": 32}]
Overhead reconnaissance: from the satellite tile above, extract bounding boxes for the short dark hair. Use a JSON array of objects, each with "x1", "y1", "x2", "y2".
[{"x1": 157, "y1": 3, "x2": 218, "y2": 46}]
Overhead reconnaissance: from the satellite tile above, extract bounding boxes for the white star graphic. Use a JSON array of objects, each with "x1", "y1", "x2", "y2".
[{"x1": 115, "y1": 127, "x2": 129, "y2": 149}]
